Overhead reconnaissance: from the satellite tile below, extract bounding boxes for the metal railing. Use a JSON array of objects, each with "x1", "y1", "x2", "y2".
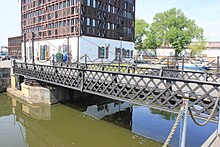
[{"x1": 14, "y1": 62, "x2": 220, "y2": 121}]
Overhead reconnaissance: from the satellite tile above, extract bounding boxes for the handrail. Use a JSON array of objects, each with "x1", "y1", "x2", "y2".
[{"x1": 14, "y1": 62, "x2": 220, "y2": 86}]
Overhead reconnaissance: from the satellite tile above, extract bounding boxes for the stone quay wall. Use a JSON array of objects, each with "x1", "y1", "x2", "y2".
[{"x1": 0, "y1": 68, "x2": 10, "y2": 92}]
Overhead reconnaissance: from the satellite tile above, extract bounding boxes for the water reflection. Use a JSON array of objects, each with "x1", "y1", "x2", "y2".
[
  {"x1": 64, "y1": 92, "x2": 217, "y2": 147},
  {"x1": 0, "y1": 93, "x2": 162, "y2": 147},
  {"x1": 0, "y1": 91, "x2": 217, "y2": 147}
]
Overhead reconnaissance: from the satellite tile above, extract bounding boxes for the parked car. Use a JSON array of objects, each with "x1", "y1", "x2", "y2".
[{"x1": 0, "y1": 52, "x2": 10, "y2": 60}]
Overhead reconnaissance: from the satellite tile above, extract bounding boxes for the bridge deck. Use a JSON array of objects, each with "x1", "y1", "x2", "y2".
[{"x1": 202, "y1": 130, "x2": 220, "y2": 147}]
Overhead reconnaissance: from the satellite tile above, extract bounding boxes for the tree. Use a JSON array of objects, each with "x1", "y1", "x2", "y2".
[
  {"x1": 188, "y1": 40, "x2": 207, "y2": 57},
  {"x1": 150, "y1": 8, "x2": 204, "y2": 56},
  {"x1": 135, "y1": 18, "x2": 149, "y2": 50},
  {"x1": 143, "y1": 27, "x2": 162, "y2": 54}
]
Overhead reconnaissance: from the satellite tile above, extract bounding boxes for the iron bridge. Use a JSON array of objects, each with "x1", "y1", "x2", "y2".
[{"x1": 13, "y1": 62, "x2": 220, "y2": 121}]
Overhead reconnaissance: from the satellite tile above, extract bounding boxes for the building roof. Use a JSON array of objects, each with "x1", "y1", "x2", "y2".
[{"x1": 206, "y1": 42, "x2": 220, "y2": 48}]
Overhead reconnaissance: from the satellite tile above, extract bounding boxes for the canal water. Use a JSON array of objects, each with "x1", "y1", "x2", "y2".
[{"x1": 0, "y1": 92, "x2": 217, "y2": 147}]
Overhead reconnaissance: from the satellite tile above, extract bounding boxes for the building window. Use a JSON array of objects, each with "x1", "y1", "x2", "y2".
[
  {"x1": 87, "y1": 18, "x2": 90, "y2": 26},
  {"x1": 40, "y1": 45, "x2": 45, "y2": 60},
  {"x1": 92, "y1": 19, "x2": 96, "y2": 27},
  {"x1": 98, "y1": 46, "x2": 109, "y2": 58},
  {"x1": 93, "y1": 0, "x2": 96, "y2": 8},
  {"x1": 87, "y1": 0, "x2": 90, "y2": 6},
  {"x1": 98, "y1": 46, "x2": 105, "y2": 58},
  {"x1": 126, "y1": 50, "x2": 130, "y2": 58}
]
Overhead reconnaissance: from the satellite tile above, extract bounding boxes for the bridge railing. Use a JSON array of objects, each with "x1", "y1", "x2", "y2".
[
  {"x1": 72, "y1": 63, "x2": 220, "y2": 83},
  {"x1": 14, "y1": 62, "x2": 220, "y2": 121}
]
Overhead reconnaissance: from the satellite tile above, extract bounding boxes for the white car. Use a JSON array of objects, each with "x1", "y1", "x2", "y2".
[{"x1": 0, "y1": 52, "x2": 9, "y2": 60}]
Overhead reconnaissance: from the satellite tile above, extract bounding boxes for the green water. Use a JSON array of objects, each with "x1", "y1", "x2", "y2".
[{"x1": 0, "y1": 93, "x2": 162, "y2": 147}]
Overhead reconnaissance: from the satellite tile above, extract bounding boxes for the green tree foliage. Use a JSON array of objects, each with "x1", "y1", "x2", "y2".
[
  {"x1": 150, "y1": 8, "x2": 204, "y2": 56},
  {"x1": 188, "y1": 40, "x2": 207, "y2": 57},
  {"x1": 135, "y1": 18, "x2": 149, "y2": 50},
  {"x1": 143, "y1": 27, "x2": 162, "y2": 51}
]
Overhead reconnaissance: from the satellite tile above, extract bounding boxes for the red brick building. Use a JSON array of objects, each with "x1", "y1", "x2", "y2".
[{"x1": 8, "y1": 36, "x2": 22, "y2": 59}]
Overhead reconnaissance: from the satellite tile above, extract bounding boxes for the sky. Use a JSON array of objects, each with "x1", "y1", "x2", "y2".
[
  {"x1": 0, "y1": 0, "x2": 220, "y2": 46},
  {"x1": 136, "y1": 0, "x2": 220, "y2": 41}
]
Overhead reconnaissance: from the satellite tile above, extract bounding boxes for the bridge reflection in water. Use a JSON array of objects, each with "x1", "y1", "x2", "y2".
[{"x1": 0, "y1": 92, "x2": 217, "y2": 147}]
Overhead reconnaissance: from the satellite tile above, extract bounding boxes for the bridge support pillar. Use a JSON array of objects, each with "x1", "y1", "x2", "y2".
[
  {"x1": 21, "y1": 82, "x2": 57, "y2": 105},
  {"x1": 10, "y1": 75, "x2": 16, "y2": 89}
]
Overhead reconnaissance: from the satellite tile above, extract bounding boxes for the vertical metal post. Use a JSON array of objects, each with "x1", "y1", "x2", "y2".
[
  {"x1": 120, "y1": 38, "x2": 123, "y2": 64},
  {"x1": 32, "y1": 32, "x2": 35, "y2": 64},
  {"x1": 77, "y1": 1, "x2": 81, "y2": 64},
  {"x1": 101, "y1": 50, "x2": 105, "y2": 67},
  {"x1": 118, "y1": 37, "x2": 123, "y2": 73},
  {"x1": 24, "y1": 33, "x2": 27, "y2": 63},
  {"x1": 217, "y1": 56, "x2": 220, "y2": 74},
  {"x1": 85, "y1": 54, "x2": 87, "y2": 69},
  {"x1": 179, "y1": 96, "x2": 189, "y2": 147},
  {"x1": 118, "y1": 52, "x2": 121, "y2": 72},
  {"x1": 67, "y1": 36, "x2": 70, "y2": 64},
  {"x1": 52, "y1": 54, "x2": 55, "y2": 66},
  {"x1": 67, "y1": 36, "x2": 70, "y2": 54},
  {"x1": 10, "y1": 59, "x2": 14, "y2": 75},
  {"x1": 182, "y1": 55, "x2": 185, "y2": 75}
]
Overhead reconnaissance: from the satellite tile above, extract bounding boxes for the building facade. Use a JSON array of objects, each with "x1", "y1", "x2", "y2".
[
  {"x1": 8, "y1": 36, "x2": 22, "y2": 59},
  {"x1": 21, "y1": 0, "x2": 135, "y2": 63},
  {"x1": 134, "y1": 42, "x2": 220, "y2": 62}
]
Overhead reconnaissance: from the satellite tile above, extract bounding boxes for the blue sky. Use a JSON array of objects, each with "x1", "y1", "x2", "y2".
[
  {"x1": 136, "y1": 0, "x2": 220, "y2": 41},
  {"x1": 0, "y1": 0, "x2": 219, "y2": 46},
  {"x1": 0, "y1": 1, "x2": 21, "y2": 46}
]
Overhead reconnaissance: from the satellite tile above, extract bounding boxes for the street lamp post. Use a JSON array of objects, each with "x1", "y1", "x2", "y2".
[
  {"x1": 118, "y1": 37, "x2": 123, "y2": 72},
  {"x1": 24, "y1": 33, "x2": 27, "y2": 63},
  {"x1": 77, "y1": 1, "x2": 81, "y2": 65},
  {"x1": 32, "y1": 32, "x2": 35, "y2": 64}
]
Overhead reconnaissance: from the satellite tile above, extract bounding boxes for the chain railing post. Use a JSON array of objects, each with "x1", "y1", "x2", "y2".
[
  {"x1": 24, "y1": 33, "x2": 27, "y2": 63},
  {"x1": 10, "y1": 59, "x2": 15, "y2": 76},
  {"x1": 181, "y1": 55, "x2": 185, "y2": 75},
  {"x1": 32, "y1": 32, "x2": 35, "y2": 64},
  {"x1": 80, "y1": 69, "x2": 84, "y2": 92},
  {"x1": 85, "y1": 54, "x2": 87, "y2": 69},
  {"x1": 52, "y1": 54, "x2": 55, "y2": 66},
  {"x1": 218, "y1": 100, "x2": 220, "y2": 137},
  {"x1": 118, "y1": 52, "x2": 121, "y2": 73},
  {"x1": 159, "y1": 68, "x2": 163, "y2": 77},
  {"x1": 217, "y1": 56, "x2": 220, "y2": 74},
  {"x1": 179, "y1": 94, "x2": 189, "y2": 147}
]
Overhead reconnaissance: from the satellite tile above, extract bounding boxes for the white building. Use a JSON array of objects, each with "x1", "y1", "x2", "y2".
[
  {"x1": 21, "y1": 0, "x2": 135, "y2": 64},
  {"x1": 21, "y1": 36, "x2": 134, "y2": 64}
]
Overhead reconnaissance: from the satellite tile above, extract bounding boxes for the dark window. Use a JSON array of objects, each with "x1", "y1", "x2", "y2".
[
  {"x1": 40, "y1": 45, "x2": 46, "y2": 60},
  {"x1": 98, "y1": 46, "x2": 105, "y2": 58}
]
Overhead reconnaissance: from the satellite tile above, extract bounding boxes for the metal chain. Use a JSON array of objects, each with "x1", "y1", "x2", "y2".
[
  {"x1": 163, "y1": 104, "x2": 185, "y2": 147},
  {"x1": 163, "y1": 90, "x2": 219, "y2": 147},
  {"x1": 188, "y1": 90, "x2": 220, "y2": 126}
]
